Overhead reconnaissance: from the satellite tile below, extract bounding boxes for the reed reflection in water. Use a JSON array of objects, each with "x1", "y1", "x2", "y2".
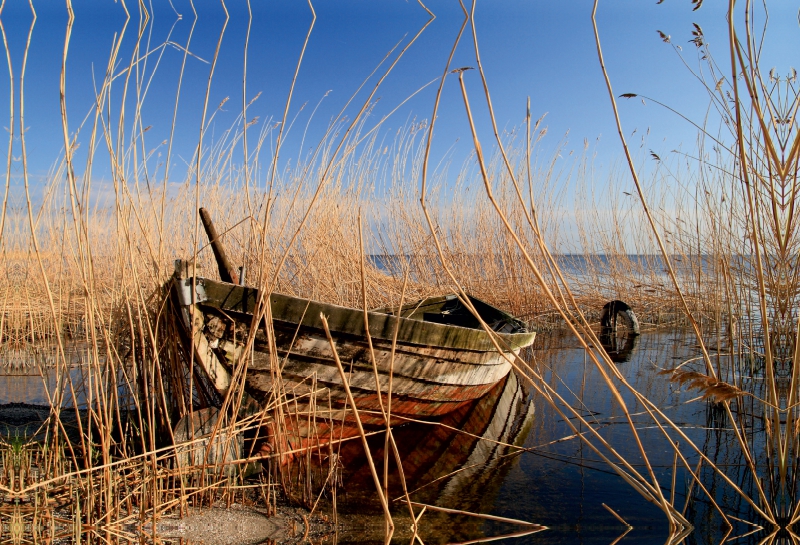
[{"x1": 332, "y1": 328, "x2": 767, "y2": 544}]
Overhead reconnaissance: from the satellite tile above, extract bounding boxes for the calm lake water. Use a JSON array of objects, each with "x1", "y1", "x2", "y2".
[
  {"x1": 332, "y1": 328, "x2": 759, "y2": 545},
  {"x1": 0, "y1": 330, "x2": 764, "y2": 544}
]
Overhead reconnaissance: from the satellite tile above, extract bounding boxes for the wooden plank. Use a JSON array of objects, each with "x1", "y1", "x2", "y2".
[
  {"x1": 194, "y1": 277, "x2": 536, "y2": 352},
  {"x1": 221, "y1": 333, "x2": 513, "y2": 387},
  {"x1": 180, "y1": 305, "x2": 232, "y2": 394},
  {"x1": 243, "y1": 363, "x2": 504, "y2": 403},
  {"x1": 171, "y1": 267, "x2": 537, "y2": 424}
]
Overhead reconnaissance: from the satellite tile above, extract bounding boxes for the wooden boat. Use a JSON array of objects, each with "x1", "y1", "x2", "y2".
[
  {"x1": 172, "y1": 263, "x2": 535, "y2": 422},
  {"x1": 334, "y1": 373, "x2": 546, "y2": 540},
  {"x1": 169, "y1": 211, "x2": 536, "y2": 426},
  {"x1": 338, "y1": 371, "x2": 535, "y2": 507}
]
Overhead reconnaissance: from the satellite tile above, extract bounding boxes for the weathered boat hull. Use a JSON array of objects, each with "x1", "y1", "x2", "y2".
[
  {"x1": 240, "y1": 319, "x2": 516, "y2": 419},
  {"x1": 338, "y1": 371, "x2": 535, "y2": 506},
  {"x1": 171, "y1": 262, "x2": 536, "y2": 423}
]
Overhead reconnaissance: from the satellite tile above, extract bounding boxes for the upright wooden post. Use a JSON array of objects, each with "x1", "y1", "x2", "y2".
[{"x1": 199, "y1": 207, "x2": 239, "y2": 284}]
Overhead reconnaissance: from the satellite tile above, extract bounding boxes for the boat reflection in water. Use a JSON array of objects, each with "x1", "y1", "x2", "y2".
[{"x1": 337, "y1": 371, "x2": 535, "y2": 533}]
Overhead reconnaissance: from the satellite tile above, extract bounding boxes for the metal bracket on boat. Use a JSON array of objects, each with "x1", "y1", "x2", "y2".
[
  {"x1": 176, "y1": 277, "x2": 209, "y2": 306},
  {"x1": 174, "y1": 260, "x2": 208, "y2": 306}
]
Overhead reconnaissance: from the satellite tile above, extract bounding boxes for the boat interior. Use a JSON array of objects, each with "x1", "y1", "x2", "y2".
[{"x1": 373, "y1": 295, "x2": 529, "y2": 334}]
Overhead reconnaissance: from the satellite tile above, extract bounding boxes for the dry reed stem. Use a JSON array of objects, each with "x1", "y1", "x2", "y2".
[
  {"x1": 451, "y1": 66, "x2": 687, "y2": 527},
  {"x1": 417, "y1": 15, "x2": 687, "y2": 523},
  {"x1": 356, "y1": 214, "x2": 416, "y2": 526},
  {"x1": 406, "y1": 501, "x2": 545, "y2": 529},
  {"x1": 601, "y1": 503, "x2": 630, "y2": 528},
  {"x1": 320, "y1": 314, "x2": 393, "y2": 532},
  {"x1": 466, "y1": 9, "x2": 681, "y2": 513},
  {"x1": 6, "y1": 0, "x2": 788, "y2": 535}
]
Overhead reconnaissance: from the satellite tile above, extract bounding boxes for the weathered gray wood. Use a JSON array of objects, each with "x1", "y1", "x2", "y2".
[
  {"x1": 193, "y1": 277, "x2": 536, "y2": 352},
  {"x1": 180, "y1": 305, "x2": 232, "y2": 393},
  {"x1": 174, "y1": 407, "x2": 242, "y2": 474},
  {"x1": 170, "y1": 271, "x2": 536, "y2": 421},
  {"x1": 220, "y1": 331, "x2": 512, "y2": 387}
]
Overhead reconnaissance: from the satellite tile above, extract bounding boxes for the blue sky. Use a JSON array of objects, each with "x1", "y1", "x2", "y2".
[{"x1": 1, "y1": 0, "x2": 797, "y2": 202}]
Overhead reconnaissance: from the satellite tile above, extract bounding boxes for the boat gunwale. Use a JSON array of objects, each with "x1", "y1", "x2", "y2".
[{"x1": 183, "y1": 275, "x2": 536, "y2": 353}]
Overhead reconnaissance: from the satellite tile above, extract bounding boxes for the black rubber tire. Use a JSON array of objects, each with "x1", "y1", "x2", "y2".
[{"x1": 600, "y1": 300, "x2": 640, "y2": 335}]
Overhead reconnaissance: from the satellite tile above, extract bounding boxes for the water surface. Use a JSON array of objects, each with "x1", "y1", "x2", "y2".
[{"x1": 334, "y1": 328, "x2": 754, "y2": 544}]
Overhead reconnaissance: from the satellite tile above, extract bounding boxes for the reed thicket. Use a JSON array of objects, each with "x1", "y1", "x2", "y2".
[
  {"x1": 0, "y1": 0, "x2": 780, "y2": 540},
  {"x1": 429, "y1": 0, "x2": 796, "y2": 538}
]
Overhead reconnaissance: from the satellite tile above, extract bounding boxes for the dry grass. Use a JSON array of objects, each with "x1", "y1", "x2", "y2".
[
  {"x1": 423, "y1": 0, "x2": 799, "y2": 538},
  {"x1": 1, "y1": 0, "x2": 790, "y2": 541}
]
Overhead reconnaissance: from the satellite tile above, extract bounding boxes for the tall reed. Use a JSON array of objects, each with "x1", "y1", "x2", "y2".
[
  {"x1": 426, "y1": 0, "x2": 800, "y2": 538},
  {"x1": 1, "y1": 0, "x2": 775, "y2": 541}
]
